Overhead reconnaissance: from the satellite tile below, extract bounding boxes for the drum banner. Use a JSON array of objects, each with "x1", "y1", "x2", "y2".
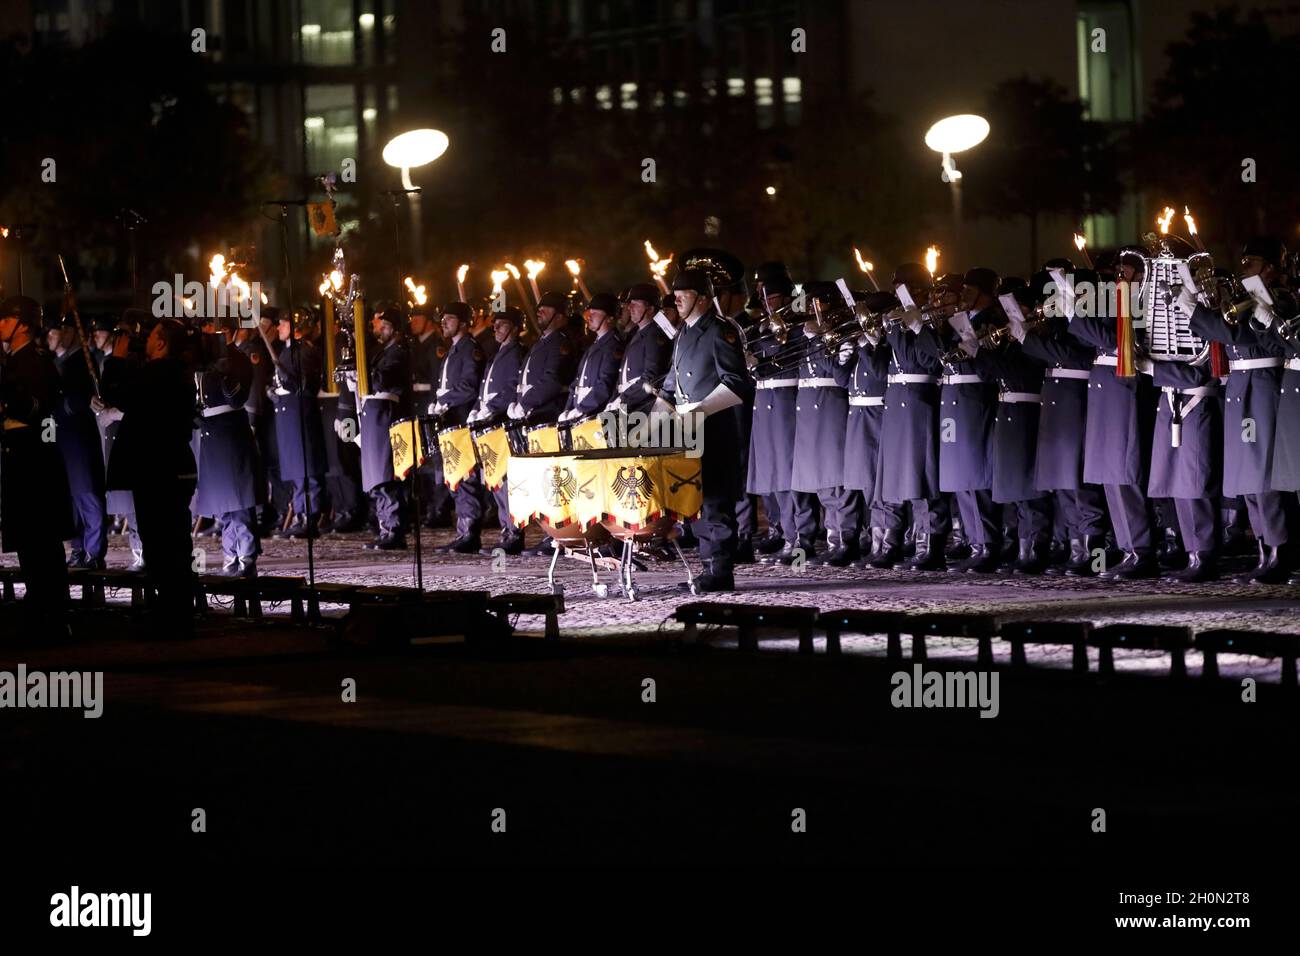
[
  {"x1": 512, "y1": 455, "x2": 582, "y2": 527},
  {"x1": 656, "y1": 454, "x2": 704, "y2": 521},
  {"x1": 525, "y1": 424, "x2": 560, "y2": 454},
  {"x1": 573, "y1": 455, "x2": 606, "y2": 528},
  {"x1": 439, "y1": 426, "x2": 477, "y2": 491},
  {"x1": 568, "y1": 416, "x2": 609, "y2": 451},
  {"x1": 388, "y1": 419, "x2": 423, "y2": 480},
  {"x1": 476, "y1": 426, "x2": 511, "y2": 491}
]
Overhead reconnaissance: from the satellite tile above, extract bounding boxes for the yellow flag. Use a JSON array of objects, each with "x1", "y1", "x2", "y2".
[
  {"x1": 573, "y1": 455, "x2": 606, "y2": 528},
  {"x1": 475, "y1": 425, "x2": 511, "y2": 490},
  {"x1": 525, "y1": 424, "x2": 560, "y2": 454},
  {"x1": 604, "y1": 455, "x2": 662, "y2": 529},
  {"x1": 568, "y1": 416, "x2": 609, "y2": 451},
  {"x1": 657, "y1": 453, "x2": 704, "y2": 520},
  {"x1": 388, "y1": 419, "x2": 423, "y2": 479},
  {"x1": 439, "y1": 426, "x2": 477, "y2": 490},
  {"x1": 307, "y1": 202, "x2": 337, "y2": 237}
]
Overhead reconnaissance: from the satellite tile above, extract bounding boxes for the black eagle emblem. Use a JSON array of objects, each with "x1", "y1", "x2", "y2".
[
  {"x1": 545, "y1": 466, "x2": 578, "y2": 507},
  {"x1": 390, "y1": 430, "x2": 410, "y2": 460},
  {"x1": 440, "y1": 437, "x2": 461, "y2": 469},
  {"x1": 611, "y1": 465, "x2": 655, "y2": 508},
  {"x1": 477, "y1": 441, "x2": 499, "y2": 472}
]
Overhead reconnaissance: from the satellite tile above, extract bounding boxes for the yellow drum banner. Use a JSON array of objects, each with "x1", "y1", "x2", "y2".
[
  {"x1": 655, "y1": 454, "x2": 704, "y2": 521},
  {"x1": 388, "y1": 418, "x2": 423, "y2": 480},
  {"x1": 572, "y1": 455, "x2": 606, "y2": 528},
  {"x1": 524, "y1": 424, "x2": 560, "y2": 454},
  {"x1": 508, "y1": 452, "x2": 704, "y2": 531},
  {"x1": 438, "y1": 426, "x2": 477, "y2": 491},
  {"x1": 525, "y1": 456, "x2": 583, "y2": 527},
  {"x1": 568, "y1": 416, "x2": 608, "y2": 451},
  {"x1": 475, "y1": 426, "x2": 510, "y2": 491}
]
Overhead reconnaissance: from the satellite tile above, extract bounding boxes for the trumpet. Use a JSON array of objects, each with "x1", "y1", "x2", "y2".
[
  {"x1": 940, "y1": 308, "x2": 1050, "y2": 365},
  {"x1": 882, "y1": 300, "x2": 959, "y2": 331}
]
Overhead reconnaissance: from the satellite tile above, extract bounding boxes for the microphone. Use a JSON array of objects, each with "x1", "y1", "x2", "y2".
[{"x1": 261, "y1": 198, "x2": 313, "y2": 206}]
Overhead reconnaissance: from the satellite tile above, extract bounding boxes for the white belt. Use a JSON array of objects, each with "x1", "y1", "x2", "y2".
[
  {"x1": 757, "y1": 378, "x2": 799, "y2": 389},
  {"x1": 201, "y1": 404, "x2": 239, "y2": 417},
  {"x1": 1047, "y1": 368, "x2": 1091, "y2": 381},
  {"x1": 1093, "y1": 355, "x2": 1118, "y2": 367},
  {"x1": 412, "y1": 383, "x2": 432, "y2": 392},
  {"x1": 999, "y1": 392, "x2": 1041, "y2": 404},
  {"x1": 362, "y1": 391, "x2": 398, "y2": 403},
  {"x1": 436, "y1": 387, "x2": 450, "y2": 398},
  {"x1": 887, "y1": 373, "x2": 939, "y2": 385},
  {"x1": 1164, "y1": 386, "x2": 1217, "y2": 398},
  {"x1": 849, "y1": 396, "x2": 884, "y2": 407},
  {"x1": 1286, "y1": 358, "x2": 1300, "y2": 372},
  {"x1": 1229, "y1": 358, "x2": 1282, "y2": 371},
  {"x1": 942, "y1": 374, "x2": 984, "y2": 386},
  {"x1": 798, "y1": 377, "x2": 839, "y2": 389},
  {"x1": 273, "y1": 387, "x2": 292, "y2": 396},
  {"x1": 619, "y1": 375, "x2": 640, "y2": 392}
]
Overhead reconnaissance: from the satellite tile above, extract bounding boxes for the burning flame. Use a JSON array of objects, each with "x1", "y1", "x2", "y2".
[
  {"x1": 456, "y1": 264, "x2": 469, "y2": 284},
  {"x1": 565, "y1": 259, "x2": 582, "y2": 277},
  {"x1": 318, "y1": 277, "x2": 330, "y2": 297},
  {"x1": 1157, "y1": 206, "x2": 1176, "y2": 235},
  {"x1": 645, "y1": 240, "x2": 673, "y2": 278},
  {"x1": 208, "y1": 253, "x2": 250, "y2": 300},
  {"x1": 1183, "y1": 206, "x2": 1198, "y2": 238},
  {"x1": 924, "y1": 245, "x2": 940, "y2": 277},
  {"x1": 208, "y1": 254, "x2": 227, "y2": 286},
  {"x1": 853, "y1": 247, "x2": 874, "y2": 274},
  {"x1": 403, "y1": 276, "x2": 427, "y2": 306},
  {"x1": 490, "y1": 269, "x2": 509, "y2": 295},
  {"x1": 0, "y1": 226, "x2": 9, "y2": 239},
  {"x1": 504, "y1": 262, "x2": 520, "y2": 279},
  {"x1": 524, "y1": 259, "x2": 546, "y2": 280},
  {"x1": 1073, "y1": 233, "x2": 1087, "y2": 252},
  {"x1": 644, "y1": 240, "x2": 661, "y2": 261},
  {"x1": 260, "y1": 291, "x2": 269, "y2": 305}
]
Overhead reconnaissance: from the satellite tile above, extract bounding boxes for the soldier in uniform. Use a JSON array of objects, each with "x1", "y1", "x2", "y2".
[
  {"x1": 430, "y1": 302, "x2": 487, "y2": 553},
  {"x1": 1017, "y1": 269, "x2": 1109, "y2": 576},
  {"x1": 104, "y1": 318, "x2": 199, "y2": 637},
  {"x1": 238, "y1": 313, "x2": 287, "y2": 535},
  {"x1": 358, "y1": 304, "x2": 411, "y2": 550},
  {"x1": 1190, "y1": 237, "x2": 1290, "y2": 584},
  {"x1": 836, "y1": 291, "x2": 909, "y2": 568},
  {"x1": 51, "y1": 313, "x2": 108, "y2": 570},
  {"x1": 606, "y1": 283, "x2": 670, "y2": 417},
  {"x1": 657, "y1": 268, "x2": 754, "y2": 591},
  {"x1": 792, "y1": 282, "x2": 857, "y2": 565},
  {"x1": 91, "y1": 323, "x2": 145, "y2": 569},
  {"x1": 0, "y1": 296, "x2": 72, "y2": 615},
  {"x1": 270, "y1": 308, "x2": 328, "y2": 538},
  {"x1": 408, "y1": 303, "x2": 452, "y2": 528},
  {"x1": 875, "y1": 265, "x2": 951, "y2": 569},
  {"x1": 1068, "y1": 267, "x2": 1160, "y2": 579},
  {"x1": 749, "y1": 263, "x2": 818, "y2": 565},
  {"x1": 559, "y1": 292, "x2": 623, "y2": 425},
  {"x1": 469, "y1": 306, "x2": 527, "y2": 554},
  {"x1": 194, "y1": 318, "x2": 263, "y2": 577}
]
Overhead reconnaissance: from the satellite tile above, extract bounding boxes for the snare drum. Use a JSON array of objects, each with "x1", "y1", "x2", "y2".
[
  {"x1": 522, "y1": 423, "x2": 561, "y2": 455},
  {"x1": 388, "y1": 417, "x2": 424, "y2": 479}
]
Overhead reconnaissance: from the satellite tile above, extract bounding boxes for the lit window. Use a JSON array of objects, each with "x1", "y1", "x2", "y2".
[
  {"x1": 362, "y1": 108, "x2": 378, "y2": 120},
  {"x1": 620, "y1": 82, "x2": 638, "y2": 110},
  {"x1": 782, "y1": 77, "x2": 801, "y2": 103},
  {"x1": 301, "y1": 23, "x2": 322, "y2": 36},
  {"x1": 553, "y1": 87, "x2": 565, "y2": 106},
  {"x1": 727, "y1": 78, "x2": 745, "y2": 97},
  {"x1": 359, "y1": 13, "x2": 375, "y2": 28},
  {"x1": 755, "y1": 77, "x2": 773, "y2": 107},
  {"x1": 673, "y1": 89, "x2": 688, "y2": 106},
  {"x1": 304, "y1": 116, "x2": 326, "y2": 129},
  {"x1": 595, "y1": 85, "x2": 612, "y2": 110}
]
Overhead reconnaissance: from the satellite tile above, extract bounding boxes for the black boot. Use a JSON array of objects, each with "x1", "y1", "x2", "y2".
[
  {"x1": 776, "y1": 536, "x2": 817, "y2": 566},
  {"x1": 694, "y1": 558, "x2": 736, "y2": 593},
  {"x1": 898, "y1": 534, "x2": 945, "y2": 572},
  {"x1": 1063, "y1": 535, "x2": 1101, "y2": 577},
  {"x1": 852, "y1": 527, "x2": 883, "y2": 569},
  {"x1": 755, "y1": 530, "x2": 785, "y2": 555},
  {"x1": 1012, "y1": 538, "x2": 1050, "y2": 576},
  {"x1": 816, "y1": 539, "x2": 861, "y2": 568},
  {"x1": 1099, "y1": 549, "x2": 1159, "y2": 580},
  {"x1": 1047, "y1": 537, "x2": 1082, "y2": 577},
  {"x1": 868, "y1": 528, "x2": 905, "y2": 569},
  {"x1": 733, "y1": 536, "x2": 756, "y2": 565},
  {"x1": 951, "y1": 543, "x2": 1000, "y2": 574},
  {"x1": 1173, "y1": 551, "x2": 1218, "y2": 582},
  {"x1": 1235, "y1": 543, "x2": 1287, "y2": 584}
]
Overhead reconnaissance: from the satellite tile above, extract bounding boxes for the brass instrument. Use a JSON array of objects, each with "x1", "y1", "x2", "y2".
[
  {"x1": 321, "y1": 247, "x2": 369, "y2": 396},
  {"x1": 881, "y1": 300, "x2": 959, "y2": 331},
  {"x1": 940, "y1": 307, "x2": 1050, "y2": 365},
  {"x1": 750, "y1": 297, "x2": 891, "y2": 377}
]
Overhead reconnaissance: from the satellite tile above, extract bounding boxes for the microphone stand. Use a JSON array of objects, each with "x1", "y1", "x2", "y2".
[{"x1": 271, "y1": 200, "x2": 319, "y2": 623}]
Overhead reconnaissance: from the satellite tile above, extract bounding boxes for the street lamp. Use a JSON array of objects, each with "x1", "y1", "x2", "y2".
[
  {"x1": 925, "y1": 114, "x2": 988, "y2": 252},
  {"x1": 382, "y1": 127, "x2": 449, "y2": 190}
]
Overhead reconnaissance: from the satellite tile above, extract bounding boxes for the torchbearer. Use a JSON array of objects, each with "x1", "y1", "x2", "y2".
[{"x1": 657, "y1": 267, "x2": 753, "y2": 592}]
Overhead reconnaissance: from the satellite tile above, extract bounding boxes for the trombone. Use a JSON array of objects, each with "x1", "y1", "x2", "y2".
[{"x1": 939, "y1": 307, "x2": 1050, "y2": 365}]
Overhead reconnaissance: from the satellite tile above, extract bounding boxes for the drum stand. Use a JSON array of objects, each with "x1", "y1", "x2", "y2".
[{"x1": 611, "y1": 535, "x2": 697, "y2": 602}]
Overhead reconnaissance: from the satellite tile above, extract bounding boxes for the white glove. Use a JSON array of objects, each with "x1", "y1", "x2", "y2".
[
  {"x1": 1008, "y1": 317, "x2": 1027, "y2": 343},
  {"x1": 1253, "y1": 302, "x2": 1276, "y2": 330},
  {"x1": 344, "y1": 370, "x2": 358, "y2": 393},
  {"x1": 901, "y1": 307, "x2": 923, "y2": 334},
  {"x1": 431, "y1": 402, "x2": 448, "y2": 417},
  {"x1": 1136, "y1": 356, "x2": 1154, "y2": 375},
  {"x1": 651, "y1": 396, "x2": 674, "y2": 418},
  {"x1": 836, "y1": 341, "x2": 855, "y2": 364},
  {"x1": 333, "y1": 418, "x2": 347, "y2": 441},
  {"x1": 1175, "y1": 286, "x2": 1200, "y2": 318},
  {"x1": 603, "y1": 398, "x2": 625, "y2": 415},
  {"x1": 507, "y1": 402, "x2": 525, "y2": 420},
  {"x1": 466, "y1": 408, "x2": 480, "y2": 424}
]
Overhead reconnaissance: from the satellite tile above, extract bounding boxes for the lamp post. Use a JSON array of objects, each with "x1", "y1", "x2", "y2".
[
  {"x1": 382, "y1": 128, "x2": 450, "y2": 276},
  {"x1": 925, "y1": 114, "x2": 989, "y2": 256}
]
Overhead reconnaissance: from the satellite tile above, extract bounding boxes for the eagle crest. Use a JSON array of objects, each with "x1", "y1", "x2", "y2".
[
  {"x1": 545, "y1": 466, "x2": 578, "y2": 507},
  {"x1": 611, "y1": 465, "x2": 654, "y2": 507},
  {"x1": 440, "y1": 438, "x2": 461, "y2": 469},
  {"x1": 477, "y1": 441, "x2": 499, "y2": 471},
  {"x1": 390, "y1": 430, "x2": 409, "y2": 460}
]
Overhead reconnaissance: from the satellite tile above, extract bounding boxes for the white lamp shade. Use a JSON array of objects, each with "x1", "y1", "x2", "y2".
[
  {"x1": 924, "y1": 114, "x2": 990, "y2": 155},
  {"x1": 382, "y1": 128, "x2": 449, "y2": 169}
]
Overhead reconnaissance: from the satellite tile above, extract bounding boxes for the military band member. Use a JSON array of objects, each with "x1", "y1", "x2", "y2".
[
  {"x1": 408, "y1": 304, "x2": 452, "y2": 527},
  {"x1": 51, "y1": 313, "x2": 109, "y2": 570},
  {"x1": 558, "y1": 292, "x2": 622, "y2": 423},
  {"x1": 1190, "y1": 237, "x2": 1290, "y2": 584},
  {"x1": 1017, "y1": 269, "x2": 1108, "y2": 576},
  {"x1": 876, "y1": 264, "x2": 950, "y2": 569},
  {"x1": 430, "y1": 302, "x2": 487, "y2": 554},
  {"x1": 270, "y1": 308, "x2": 328, "y2": 538},
  {"x1": 195, "y1": 319, "x2": 263, "y2": 577},
  {"x1": 0, "y1": 296, "x2": 73, "y2": 615},
  {"x1": 239, "y1": 314, "x2": 287, "y2": 535},
  {"x1": 358, "y1": 305, "x2": 412, "y2": 550},
  {"x1": 1068, "y1": 268, "x2": 1160, "y2": 579},
  {"x1": 657, "y1": 268, "x2": 753, "y2": 591},
  {"x1": 606, "y1": 283, "x2": 670, "y2": 417},
  {"x1": 469, "y1": 306, "x2": 527, "y2": 554},
  {"x1": 508, "y1": 291, "x2": 577, "y2": 424},
  {"x1": 91, "y1": 324, "x2": 145, "y2": 569}
]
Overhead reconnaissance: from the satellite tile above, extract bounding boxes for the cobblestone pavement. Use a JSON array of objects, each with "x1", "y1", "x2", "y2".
[{"x1": 52, "y1": 523, "x2": 1295, "y2": 683}]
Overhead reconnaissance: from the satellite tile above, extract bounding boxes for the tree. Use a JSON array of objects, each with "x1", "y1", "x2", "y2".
[{"x1": 962, "y1": 75, "x2": 1121, "y2": 269}]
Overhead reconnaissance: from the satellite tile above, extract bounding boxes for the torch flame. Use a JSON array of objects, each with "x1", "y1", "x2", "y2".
[
  {"x1": 924, "y1": 245, "x2": 940, "y2": 277},
  {"x1": 524, "y1": 259, "x2": 546, "y2": 280},
  {"x1": 565, "y1": 259, "x2": 582, "y2": 277},
  {"x1": 456, "y1": 264, "x2": 469, "y2": 284},
  {"x1": 318, "y1": 276, "x2": 331, "y2": 297},
  {"x1": 504, "y1": 262, "x2": 520, "y2": 279},
  {"x1": 1, "y1": 226, "x2": 10, "y2": 239},
  {"x1": 1183, "y1": 205, "x2": 1198, "y2": 237},
  {"x1": 490, "y1": 269, "x2": 509, "y2": 295},
  {"x1": 260, "y1": 291, "x2": 269, "y2": 305},
  {"x1": 1157, "y1": 206, "x2": 1176, "y2": 235},
  {"x1": 329, "y1": 270, "x2": 343, "y2": 291},
  {"x1": 403, "y1": 276, "x2": 427, "y2": 306},
  {"x1": 1073, "y1": 233, "x2": 1087, "y2": 252},
  {"x1": 853, "y1": 247, "x2": 874, "y2": 274},
  {"x1": 649, "y1": 254, "x2": 672, "y2": 277},
  {"x1": 208, "y1": 254, "x2": 227, "y2": 286},
  {"x1": 644, "y1": 240, "x2": 660, "y2": 261}
]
